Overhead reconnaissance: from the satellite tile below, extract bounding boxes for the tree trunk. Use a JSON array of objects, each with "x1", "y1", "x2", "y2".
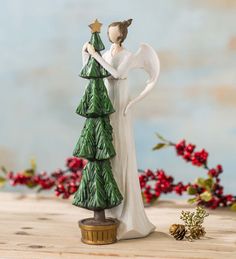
[{"x1": 94, "y1": 210, "x2": 105, "y2": 222}]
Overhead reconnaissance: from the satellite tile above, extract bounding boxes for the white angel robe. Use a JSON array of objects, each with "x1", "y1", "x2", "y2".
[{"x1": 82, "y1": 43, "x2": 159, "y2": 240}]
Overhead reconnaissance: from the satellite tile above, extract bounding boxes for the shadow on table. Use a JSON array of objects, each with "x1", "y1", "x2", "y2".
[
  {"x1": 147, "y1": 231, "x2": 171, "y2": 240},
  {"x1": 119, "y1": 231, "x2": 171, "y2": 243}
]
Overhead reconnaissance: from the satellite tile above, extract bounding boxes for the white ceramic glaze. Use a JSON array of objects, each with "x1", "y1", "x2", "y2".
[{"x1": 81, "y1": 39, "x2": 160, "y2": 240}]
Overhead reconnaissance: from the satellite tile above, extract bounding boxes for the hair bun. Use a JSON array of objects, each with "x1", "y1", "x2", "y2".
[{"x1": 123, "y1": 19, "x2": 133, "y2": 27}]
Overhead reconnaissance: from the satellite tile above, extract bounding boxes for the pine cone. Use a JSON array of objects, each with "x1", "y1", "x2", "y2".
[
  {"x1": 169, "y1": 224, "x2": 187, "y2": 240},
  {"x1": 189, "y1": 226, "x2": 206, "y2": 239}
]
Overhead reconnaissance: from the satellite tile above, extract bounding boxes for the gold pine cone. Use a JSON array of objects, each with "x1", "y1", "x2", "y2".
[
  {"x1": 169, "y1": 224, "x2": 187, "y2": 240},
  {"x1": 189, "y1": 226, "x2": 206, "y2": 239}
]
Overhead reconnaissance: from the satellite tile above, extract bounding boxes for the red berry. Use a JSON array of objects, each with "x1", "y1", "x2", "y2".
[
  {"x1": 208, "y1": 168, "x2": 218, "y2": 177},
  {"x1": 175, "y1": 140, "x2": 186, "y2": 155},
  {"x1": 67, "y1": 157, "x2": 84, "y2": 171},
  {"x1": 183, "y1": 152, "x2": 192, "y2": 162},
  {"x1": 216, "y1": 164, "x2": 223, "y2": 174},
  {"x1": 185, "y1": 144, "x2": 195, "y2": 154}
]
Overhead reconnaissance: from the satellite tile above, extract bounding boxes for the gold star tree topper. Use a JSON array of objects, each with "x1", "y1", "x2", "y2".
[{"x1": 89, "y1": 19, "x2": 102, "y2": 33}]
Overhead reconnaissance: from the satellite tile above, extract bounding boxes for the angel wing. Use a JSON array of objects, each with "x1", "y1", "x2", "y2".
[{"x1": 124, "y1": 43, "x2": 160, "y2": 115}]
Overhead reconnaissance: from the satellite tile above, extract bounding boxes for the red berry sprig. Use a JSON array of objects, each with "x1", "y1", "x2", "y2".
[
  {"x1": 139, "y1": 169, "x2": 189, "y2": 204},
  {"x1": 154, "y1": 133, "x2": 236, "y2": 210},
  {"x1": 4, "y1": 157, "x2": 86, "y2": 199},
  {"x1": 1, "y1": 133, "x2": 235, "y2": 211}
]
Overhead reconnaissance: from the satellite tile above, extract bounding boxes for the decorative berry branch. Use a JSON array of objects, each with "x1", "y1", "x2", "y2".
[
  {"x1": 0, "y1": 158, "x2": 86, "y2": 199},
  {"x1": 0, "y1": 133, "x2": 235, "y2": 211},
  {"x1": 139, "y1": 169, "x2": 188, "y2": 204},
  {"x1": 153, "y1": 133, "x2": 236, "y2": 210}
]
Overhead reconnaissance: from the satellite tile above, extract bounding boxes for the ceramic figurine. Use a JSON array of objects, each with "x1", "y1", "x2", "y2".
[{"x1": 82, "y1": 19, "x2": 160, "y2": 241}]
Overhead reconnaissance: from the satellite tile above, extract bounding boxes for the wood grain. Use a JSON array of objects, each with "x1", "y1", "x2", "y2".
[{"x1": 0, "y1": 192, "x2": 235, "y2": 259}]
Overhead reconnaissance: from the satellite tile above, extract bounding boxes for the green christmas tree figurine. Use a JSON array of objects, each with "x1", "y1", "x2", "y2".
[{"x1": 72, "y1": 19, "x2": 123, "y2": 245}]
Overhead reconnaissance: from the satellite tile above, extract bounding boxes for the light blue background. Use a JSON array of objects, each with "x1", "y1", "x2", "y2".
[{"x1": 0, "y1": 0, "x2": 236, "y2": 193}]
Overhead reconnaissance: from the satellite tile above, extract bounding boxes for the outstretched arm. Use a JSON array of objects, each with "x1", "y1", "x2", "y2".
[
  {"x1": 92, "y1": 52, "x2": 132, "y2": 79},
  {"x1": 87, "y1": 43, "x2": 132, "y2": 79}
]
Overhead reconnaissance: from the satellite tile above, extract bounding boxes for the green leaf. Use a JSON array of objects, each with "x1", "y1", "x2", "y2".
[
  {"x1": 26, "y1": 182, "x2": 38, "y2": 189},
  {"x1": 155, "y1": 132, "x2": 167, "y2": 142},
  {"x1": 204, "y1": 178, "x2": 214, "y2": 191},
  {"x1": 196, "y1": 177, "x2": 206, "y2": 187},
  {"x1": 23, "y1": 169, "x2": 35, "y2": 177},
  {"x1": 195, "y1": 177, "x2": 214, "y2": 191},
  {"x1": 1, "y1": 166, "x2": 8, "y2": 175},
  {"x1": 230, "y1": 203, "x2": 236, "y2": 212},
  {"x1": 187, "y1": 186, "x2": 197, "y2": 195},
  {"x1": 0, "y1": 176, "x2": 6, "y2": 188},
  {"x1": 188, "y1": 197, "x2": 197, "y2": 204},
  {"x1": 152, "y1": 143, "x2": 168, "y2": 151},
  {"x1": 200, "y1": 191, "x2": 212, "y2": 202},
  {"x1": 30, "y1": 159, "x2": 37, "y2": 171}
]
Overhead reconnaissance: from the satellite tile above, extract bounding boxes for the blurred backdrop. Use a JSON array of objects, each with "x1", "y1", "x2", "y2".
[{"x1": 0, "y1": 0, "x2": 236, "y2": 193}]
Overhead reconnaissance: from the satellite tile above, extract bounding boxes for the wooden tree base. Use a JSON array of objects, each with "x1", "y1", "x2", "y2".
[{"x1": 79, "y1": 218, "x2": 119, "y2": 245}]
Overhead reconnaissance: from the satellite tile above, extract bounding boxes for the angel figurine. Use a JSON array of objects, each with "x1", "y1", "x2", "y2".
[{"x1": 83, "y1": 19, "x2": 160, "y2": 240}]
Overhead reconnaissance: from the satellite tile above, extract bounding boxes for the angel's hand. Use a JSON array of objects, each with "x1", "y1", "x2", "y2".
[
  {"x1": 87, "y1": 43, "x2": 96, "y2": 55},
  {"x1": 123, "y1": 101, "x2": 133, "y2": 116},
  {"x1": 82, "y1": 42, "x2": 89, "y2": 52}
]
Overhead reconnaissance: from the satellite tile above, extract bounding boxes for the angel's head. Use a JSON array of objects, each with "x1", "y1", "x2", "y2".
[{"x1": 108, "y1": 19, "x2": 133, "y2": 46}]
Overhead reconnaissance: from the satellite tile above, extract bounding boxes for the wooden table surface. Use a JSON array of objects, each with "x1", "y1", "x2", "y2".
[{"x1": 0, "y1": 192, "x2": 235, "y2": 259}]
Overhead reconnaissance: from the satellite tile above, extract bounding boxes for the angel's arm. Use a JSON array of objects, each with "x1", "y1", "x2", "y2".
[
  {"x1": 91, "y1": 51, "x2": 132, "y2": 79},
  {"x1": 124, "y1": 43, "x2": 160, "y2": 115},
  {"x1": 82, "y1": 42, "x2": 89, "y2": 66}
]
